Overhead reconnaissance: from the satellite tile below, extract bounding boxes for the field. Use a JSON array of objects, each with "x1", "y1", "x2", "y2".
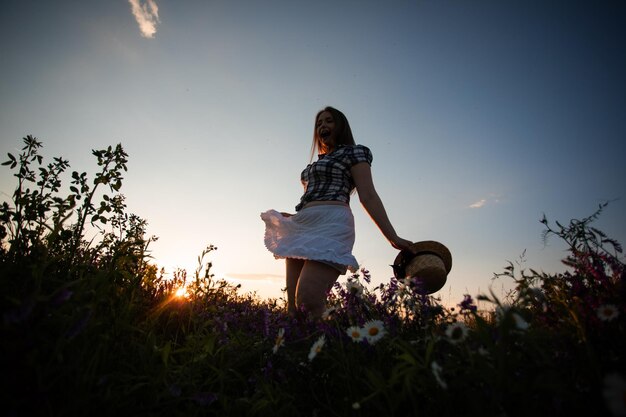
[{"x1": 1, "y1": 137, "x2": 624, "y2": 416}]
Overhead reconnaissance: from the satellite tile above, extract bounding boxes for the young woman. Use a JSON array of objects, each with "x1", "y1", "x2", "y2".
[{"x1": 261, "y1": 106, "x2": 412, "y2": 318}]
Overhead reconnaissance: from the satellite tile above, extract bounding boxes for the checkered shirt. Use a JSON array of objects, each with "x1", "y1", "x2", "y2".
[{"x1": 295, "y1": 144, "x2": 373, "y2": 211}]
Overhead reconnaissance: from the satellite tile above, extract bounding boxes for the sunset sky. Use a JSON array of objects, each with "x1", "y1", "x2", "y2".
[{"x1": 1, "y1": 0, "x2": 625, "y2": 305}]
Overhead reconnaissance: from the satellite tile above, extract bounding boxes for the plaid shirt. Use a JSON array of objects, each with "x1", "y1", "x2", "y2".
[{"x1": 295, "y1": 144, "x2": 373, "y2": 211}]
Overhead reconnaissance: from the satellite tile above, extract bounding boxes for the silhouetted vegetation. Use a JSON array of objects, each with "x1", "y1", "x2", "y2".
[{"x1": 1, "y1": 137, "x2": 624, "y2": 416}]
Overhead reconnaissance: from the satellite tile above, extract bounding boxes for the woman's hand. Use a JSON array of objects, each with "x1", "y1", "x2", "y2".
[
  {"x1": 280, "y1": 212, "x2": 293, "y2": 218},
  {"x1": 390, "y1": 236, "x2": 413, "y2": 251}
]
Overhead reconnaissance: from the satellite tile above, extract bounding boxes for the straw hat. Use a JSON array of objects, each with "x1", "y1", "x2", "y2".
[{"x1": 392, "y1": 241, "x2": 452, "y2": 294}]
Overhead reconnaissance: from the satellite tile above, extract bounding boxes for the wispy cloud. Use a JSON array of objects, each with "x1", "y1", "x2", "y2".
[
  {"x1": 469, "y1": 194, "x2": 503, "y2": 209},
  {"x1": 469, "y1": 199, "x2": 487, "y2": 209},
  {"x1": 128, "y1": 0, "x2": 160, "y2": 38}
]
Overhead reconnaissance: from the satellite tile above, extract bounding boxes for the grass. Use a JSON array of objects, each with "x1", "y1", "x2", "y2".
[{"x1": 1, "y1": 136, "x2": 625, "y2": 416}]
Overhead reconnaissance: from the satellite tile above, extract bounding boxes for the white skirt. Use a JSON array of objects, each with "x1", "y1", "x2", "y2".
[{"x1": 261, "y1": 205, "x2": 359, "y2": 273}]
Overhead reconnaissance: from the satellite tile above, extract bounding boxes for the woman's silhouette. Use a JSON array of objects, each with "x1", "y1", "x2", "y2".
[{"x1": 262, "y1": 106, "x2": 412, "y2": 318}]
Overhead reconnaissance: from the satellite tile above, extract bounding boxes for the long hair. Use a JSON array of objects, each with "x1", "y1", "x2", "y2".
[{"x1": 311, "y1": 106, "x2": 356, "y2": 159}]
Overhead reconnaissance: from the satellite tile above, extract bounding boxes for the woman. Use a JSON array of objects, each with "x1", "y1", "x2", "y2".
[{"x1": 261, "y1": 106, "x2": 412, "y2": 318}]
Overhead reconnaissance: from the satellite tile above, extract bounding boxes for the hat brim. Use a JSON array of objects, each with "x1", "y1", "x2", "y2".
[{"x1": 392, "y1": 240, "x2": 452, "y2": 279}]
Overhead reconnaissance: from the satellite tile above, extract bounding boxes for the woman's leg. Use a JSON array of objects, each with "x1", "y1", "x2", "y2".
[
  {"x1": 296, "y1": 260, "x2": 341, "y2": 318},
  {"x1": 286, "y1": 258, "x2": 305, "y2": 315}
]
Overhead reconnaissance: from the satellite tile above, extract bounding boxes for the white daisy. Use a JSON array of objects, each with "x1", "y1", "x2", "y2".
[
  {"x1": 346, "y1": 326, "x2": 364, "y2": 342},
  {"x1": 431, "y1": 361, "x2": 447, "y2": 389},
  {"x1": 598, "y1": 304, "x2": 620, "y2": 322},
  {"x1": 362, "y1": 320, "x2": 386, "y2": 344},
  {"x1": 346, "y1": 279, "x2": 364, "y2": 297},
  {"x1": 603, "y1": 373, "x2": 626, "y2": 416},
  {"x1": 308, "y1": 335, "x2": 326, "y2": 362},
  {"x1": 445, "y1": 321, "x2": 469, "y2": 344},
  {"x1": 272, "y1": 328, "x2": 285, "y2": 354}
]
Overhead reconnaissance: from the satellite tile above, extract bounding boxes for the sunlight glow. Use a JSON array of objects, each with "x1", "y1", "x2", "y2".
[{"x1": 174, "y1": 286, "x2": 188, "y2": 298}]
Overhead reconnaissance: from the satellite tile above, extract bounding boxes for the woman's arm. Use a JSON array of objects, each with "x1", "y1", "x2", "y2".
[{"x1": 351, "y1": 162, "x2": 413, "y2": 250}]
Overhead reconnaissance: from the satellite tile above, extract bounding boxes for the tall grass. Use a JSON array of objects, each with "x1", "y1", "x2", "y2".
[{"x1": 1, "y1": 137, "x2": 624, "y2": 416}]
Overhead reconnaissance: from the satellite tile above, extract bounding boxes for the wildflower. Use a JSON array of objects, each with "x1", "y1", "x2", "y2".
[
  {"x1": 363, "y1": 320, "x2": 386, "y2": 344},
  {"x1": 598, "y1": 304, "x2": 620, "y2": 322},
  {"x1": 308, "y1": 335, "x2": 326, "y2": 362},
  {"x1": 346, "y1": 326, "x2": 364, "y2": 342},
  {"x1": 361, "y1": 268, "x2": 371, "y2": 283},
  {"x1": 394, "y1": 280, "x2": 409, "y2": 297},
  {"x1": 431, "y1": 361, "x2": 447, "y2": 389},
  {"x1": 445, "y1": 321, "x2": 469, "y2": 344},
  {"x1": 458, "y1": 294, "x2": 477, "y2": 314},
  {"x1": 272, "y1": 328, "x2": 285, "y2": 354},
  {"x1": 603, "y1": 373, "x2": 626, "y2": 416},
  {"x1": 402, "y1": 276, "x2": 422, "y2": 292},
  {"x1": 321, "y1": 306, "x2": 336, "y2": 320},
  {"x1": 346, "y1": 279, "x2": 364, "y2": 297}
]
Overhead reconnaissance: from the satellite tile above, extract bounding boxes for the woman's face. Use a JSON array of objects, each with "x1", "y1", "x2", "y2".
[{"x1": 316, "y1": 111, "x2": 336, "y2": 148}]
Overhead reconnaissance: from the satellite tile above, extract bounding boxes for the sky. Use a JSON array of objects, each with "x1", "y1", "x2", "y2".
[{"x1": 1, "y1": 0, "x2": 625, "y2": 306}]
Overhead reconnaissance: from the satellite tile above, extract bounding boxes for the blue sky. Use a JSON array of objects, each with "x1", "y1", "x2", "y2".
[{"x1": 1, "y1": 0, "x2": 625, "y2": 305}]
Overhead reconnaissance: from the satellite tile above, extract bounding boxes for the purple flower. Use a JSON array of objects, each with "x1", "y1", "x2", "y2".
[
  {"x1": 458, "y1": 294, "x2": 477, "y2": 314},
  {"x1": 361, "y1": 268, "x2": 371, "y2": 284}
]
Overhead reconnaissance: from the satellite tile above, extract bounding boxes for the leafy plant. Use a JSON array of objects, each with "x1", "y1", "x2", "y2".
[{"x1": 1, "y1": 137, "x2": 624, "y2": 416}]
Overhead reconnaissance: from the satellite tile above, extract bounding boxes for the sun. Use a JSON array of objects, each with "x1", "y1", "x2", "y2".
[{"x1": 174, "y1": 286, "x2": 188, "y2": 298}]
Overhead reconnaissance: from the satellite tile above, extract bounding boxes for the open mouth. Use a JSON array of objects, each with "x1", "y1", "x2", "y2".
[{"x1": 320, "y1": 130, "x2": 330, "y2": 138}]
